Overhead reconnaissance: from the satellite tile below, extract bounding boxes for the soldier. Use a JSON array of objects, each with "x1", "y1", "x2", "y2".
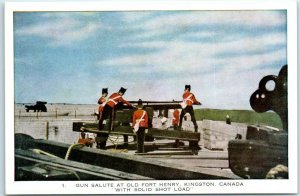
[
  {"x1": 178, "y1": 85, "x2": 202, "y2": 132},
  {"x1": 78, "y1": 132, "x2": 94, "y2": 147},
  {"x1": 97, "y1": 87, "x2": 133, "y2": 149},
  {"x1": 172, "y1": 109, "x2": 181, "y2": 147},
  {"x1": 132, "y1": 99, "x2": 149, "y2": 153},
  {"x1": 96, "y1": 88, "x2": 108, "y2": 120},
  {"x1": 172, "y1": 109, "x2": 180, "y2": 129}
]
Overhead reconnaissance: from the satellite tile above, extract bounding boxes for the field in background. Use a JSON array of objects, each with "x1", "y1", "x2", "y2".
[
  {"x1": 15, "y1": 103, "x2": 283, "y2": 130},
  {"x1": 14, "y1": 103, "x2": 284, "y2": 149},
  {"x1": 195, "y1": 108, "x2": 282, "y2": 129}
]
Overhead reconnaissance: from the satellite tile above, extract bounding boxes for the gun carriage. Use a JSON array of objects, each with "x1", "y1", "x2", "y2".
[{"x1": 73, "y1": 101, "x2": 201, "y2": 155}]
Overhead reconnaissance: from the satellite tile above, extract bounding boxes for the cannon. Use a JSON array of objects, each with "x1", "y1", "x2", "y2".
[
  {"x1": 73, "y1": 100, "x2": 201, "y2": 154},
  {"x1": 25, "y1": 101, "x2": 47, "y2": 112},
  {"x1": 228, "y1": 65, "x2": 288, "y2": 179}
]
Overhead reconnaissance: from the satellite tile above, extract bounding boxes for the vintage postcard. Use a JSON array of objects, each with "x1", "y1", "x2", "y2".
[{"x1": 5, "y1": 0, "x2": 297, "y2": 195}]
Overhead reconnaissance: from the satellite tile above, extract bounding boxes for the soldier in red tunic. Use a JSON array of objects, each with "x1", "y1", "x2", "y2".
[
  {"x1": 172, "y1": 109, "x2": 182, "y2": 147},
  {"x1": 179, "y1": 85, "x2": 202, "y2": 132},
  {"x1": 132, "y1": 99, "x2": 148, "y2": 153},
  {"x1": 96, "y1": 88, "x2": 108, "y2": 120},
  {"x1": 172, "y1": 109, "x2": 180, "y2": 129},
  {"x1": 78, "y1": 132, "x2": 94, "y2": 147}
]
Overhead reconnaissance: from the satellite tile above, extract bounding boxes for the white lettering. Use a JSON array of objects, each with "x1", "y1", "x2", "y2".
[
  {"x1": 91, "y1": 183, "x2": 114, "y2": 187},
  {"x1": 184, "y1": 182, "x2": 216, "y2": 186},
  {"x1": 155, "y1": 187, "x2": 171, "y2": 192},
  {"x1": 219, "y1": 182, "x2": 244, "y2": 186},
  {"x1": 174, "y1": 187, "x2": 190, "y2": 191},
  {"x1": 76, "y1": 183, "x2": 88, "y2": 187},
  {"x1": 134, "y1": 188, "x2": 152, "y2": 192}
]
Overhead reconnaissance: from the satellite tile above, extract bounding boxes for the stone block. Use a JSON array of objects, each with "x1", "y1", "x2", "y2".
[{"x1": 204, "y1": 140, "x2": 228, "y2": 150}]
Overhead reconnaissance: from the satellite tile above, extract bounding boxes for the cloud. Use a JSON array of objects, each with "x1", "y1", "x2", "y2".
[
  {"x1": 15, "y1": 16, "x2": 106, "y2": 46},
  {"x1": 120, "y1": 12, "x2": 154, "y2": 22},
  {"x1": 98, "y1": 30, "x2": 286, "y2": 75},
  {"x1": 121, "y1": 31, "x2": 285, "y2": 53},
  {"x1": 214, "y1": 32, "x2": 286, "y2": 53},
  {"x1": 40, "y1": 12, "x2": 98, "y2": 18},
  {"x1": 179, "y1": 31, "x2": 217, "y2": 39},
  {"x1": 14, "y1": 11, "x2": 287, "y2": 108},
  {"x1": 126, "y1": 11, "x2": 286, "y2": 39},
  {"x1": 95, "y1": 63, "x2": 281, "y2": 110},
  {"x1": 197, "y1": 66, "x2": 282, "y2": 109}
]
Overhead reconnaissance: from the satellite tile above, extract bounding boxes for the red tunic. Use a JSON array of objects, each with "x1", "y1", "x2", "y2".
[
  {"x1": 182, "y1": 92, "x2": 200, "y2": 106},
  {"x1": 106, "y1": 93, "x2": 132, "y2": 108},
  {"x1": 98, "y1": 96, "x2": 106, "y2": 104},
  {"x1": 98, "y1": 96, "x2": 107, "y2": 112},
  {"x1": 172, "y1": 109, "x2": 179, "y2": 126},
  {"x1": 132, "y1": 109, "x2": 149, "y2": 128},
  {"x1": 78, "y1": 138, "x2": 93, "y2": 146}
]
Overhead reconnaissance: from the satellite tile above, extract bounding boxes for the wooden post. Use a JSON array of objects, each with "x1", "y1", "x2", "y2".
[
  {"x1": 36, "y1": 111, "x2": 39, "y2": 119},
  {"x1": 164, "y1": 108, "x2": 168, "y2": 118},
  {"x1": 110, "y1": 108, "x2": 115, "y2": 131},
  {"x1": 158, "y1": 110, "x2": 163, "y2": 117},
  {"x1": 19, "y1": 110, "x2": 21, "y2": 119},
  {"x1": 94, "y1": 109, "x2": 97, "y2": 121},
  {"x1": 123, "y1": 135, "x2": 128, "y2": 147},
  {"x1": 56, "y1": 108, "x2": 58, "y2": 119},
  {"x1": 75, "y1": 110, "x2": 77, "y2": 119},
  {"x1": 45, "y1": 121, "x2": 49, "y2": 140}
]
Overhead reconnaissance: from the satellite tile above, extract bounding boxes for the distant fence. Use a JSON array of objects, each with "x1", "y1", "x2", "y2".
[{"x1": 14, "y1": 108, "x2": 99, "y2": 119}]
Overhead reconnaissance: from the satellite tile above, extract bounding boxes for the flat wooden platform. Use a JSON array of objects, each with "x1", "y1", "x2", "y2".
[
  {"x1": 73, "y1": 122, "x2": 200, "y2": 141},
  {"x1": 15, "y1": 134, "x2": 240, "y2": 180}
]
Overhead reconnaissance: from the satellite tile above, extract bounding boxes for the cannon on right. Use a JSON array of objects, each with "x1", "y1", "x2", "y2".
[{"x1": 228, "y1": 65, "x2": 288, "y2": 179}]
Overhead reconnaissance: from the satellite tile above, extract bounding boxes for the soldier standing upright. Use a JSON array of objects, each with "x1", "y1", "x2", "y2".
[
  {"x1": 132, "y1": 99, "x2": 148, "y2": 153},
  {"x1": 178, "y1": 85, "x2": 202, "y2": 132}
]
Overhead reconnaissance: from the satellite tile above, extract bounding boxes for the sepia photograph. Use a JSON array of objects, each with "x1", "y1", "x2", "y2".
[{"x1": 5, "y1": 1, "x2": 297, "y2": 194}]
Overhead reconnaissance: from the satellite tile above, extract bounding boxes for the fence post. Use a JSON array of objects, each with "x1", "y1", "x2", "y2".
[
  {"x1": 45, "y1": 121, "x2": 49, "y2": 140},
  {"x1": 75, "y1": 110, "x2": 77, "y2": 118},
  {"x1": 19, "y1": 110, "x2": 21, "y2": 119},
  {"x1": 56, "y1": 108, "x2": 58, "y2": 119}
]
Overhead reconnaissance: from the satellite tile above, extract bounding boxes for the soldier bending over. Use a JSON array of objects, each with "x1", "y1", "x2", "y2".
[{"x1": 97, "y1": 87, "x2": 133, "y2": 149}]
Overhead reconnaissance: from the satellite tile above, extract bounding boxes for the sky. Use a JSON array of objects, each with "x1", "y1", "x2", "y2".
[{"x1": 13, "y1": 10, "x2": 287, "y2": 109}]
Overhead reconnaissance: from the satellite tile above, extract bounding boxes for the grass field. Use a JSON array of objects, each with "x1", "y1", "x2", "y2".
[{"x1": 195, "y1": 108, "x2": 283, "y2": 129}]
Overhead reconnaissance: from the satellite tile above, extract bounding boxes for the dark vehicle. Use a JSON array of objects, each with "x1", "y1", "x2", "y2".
[
  {"x1": 25, "y1": 101, "x2": 47, "y2": 112},
  {"x1": 228, "y1": 65, "x2": 288, "y2": 179}
]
